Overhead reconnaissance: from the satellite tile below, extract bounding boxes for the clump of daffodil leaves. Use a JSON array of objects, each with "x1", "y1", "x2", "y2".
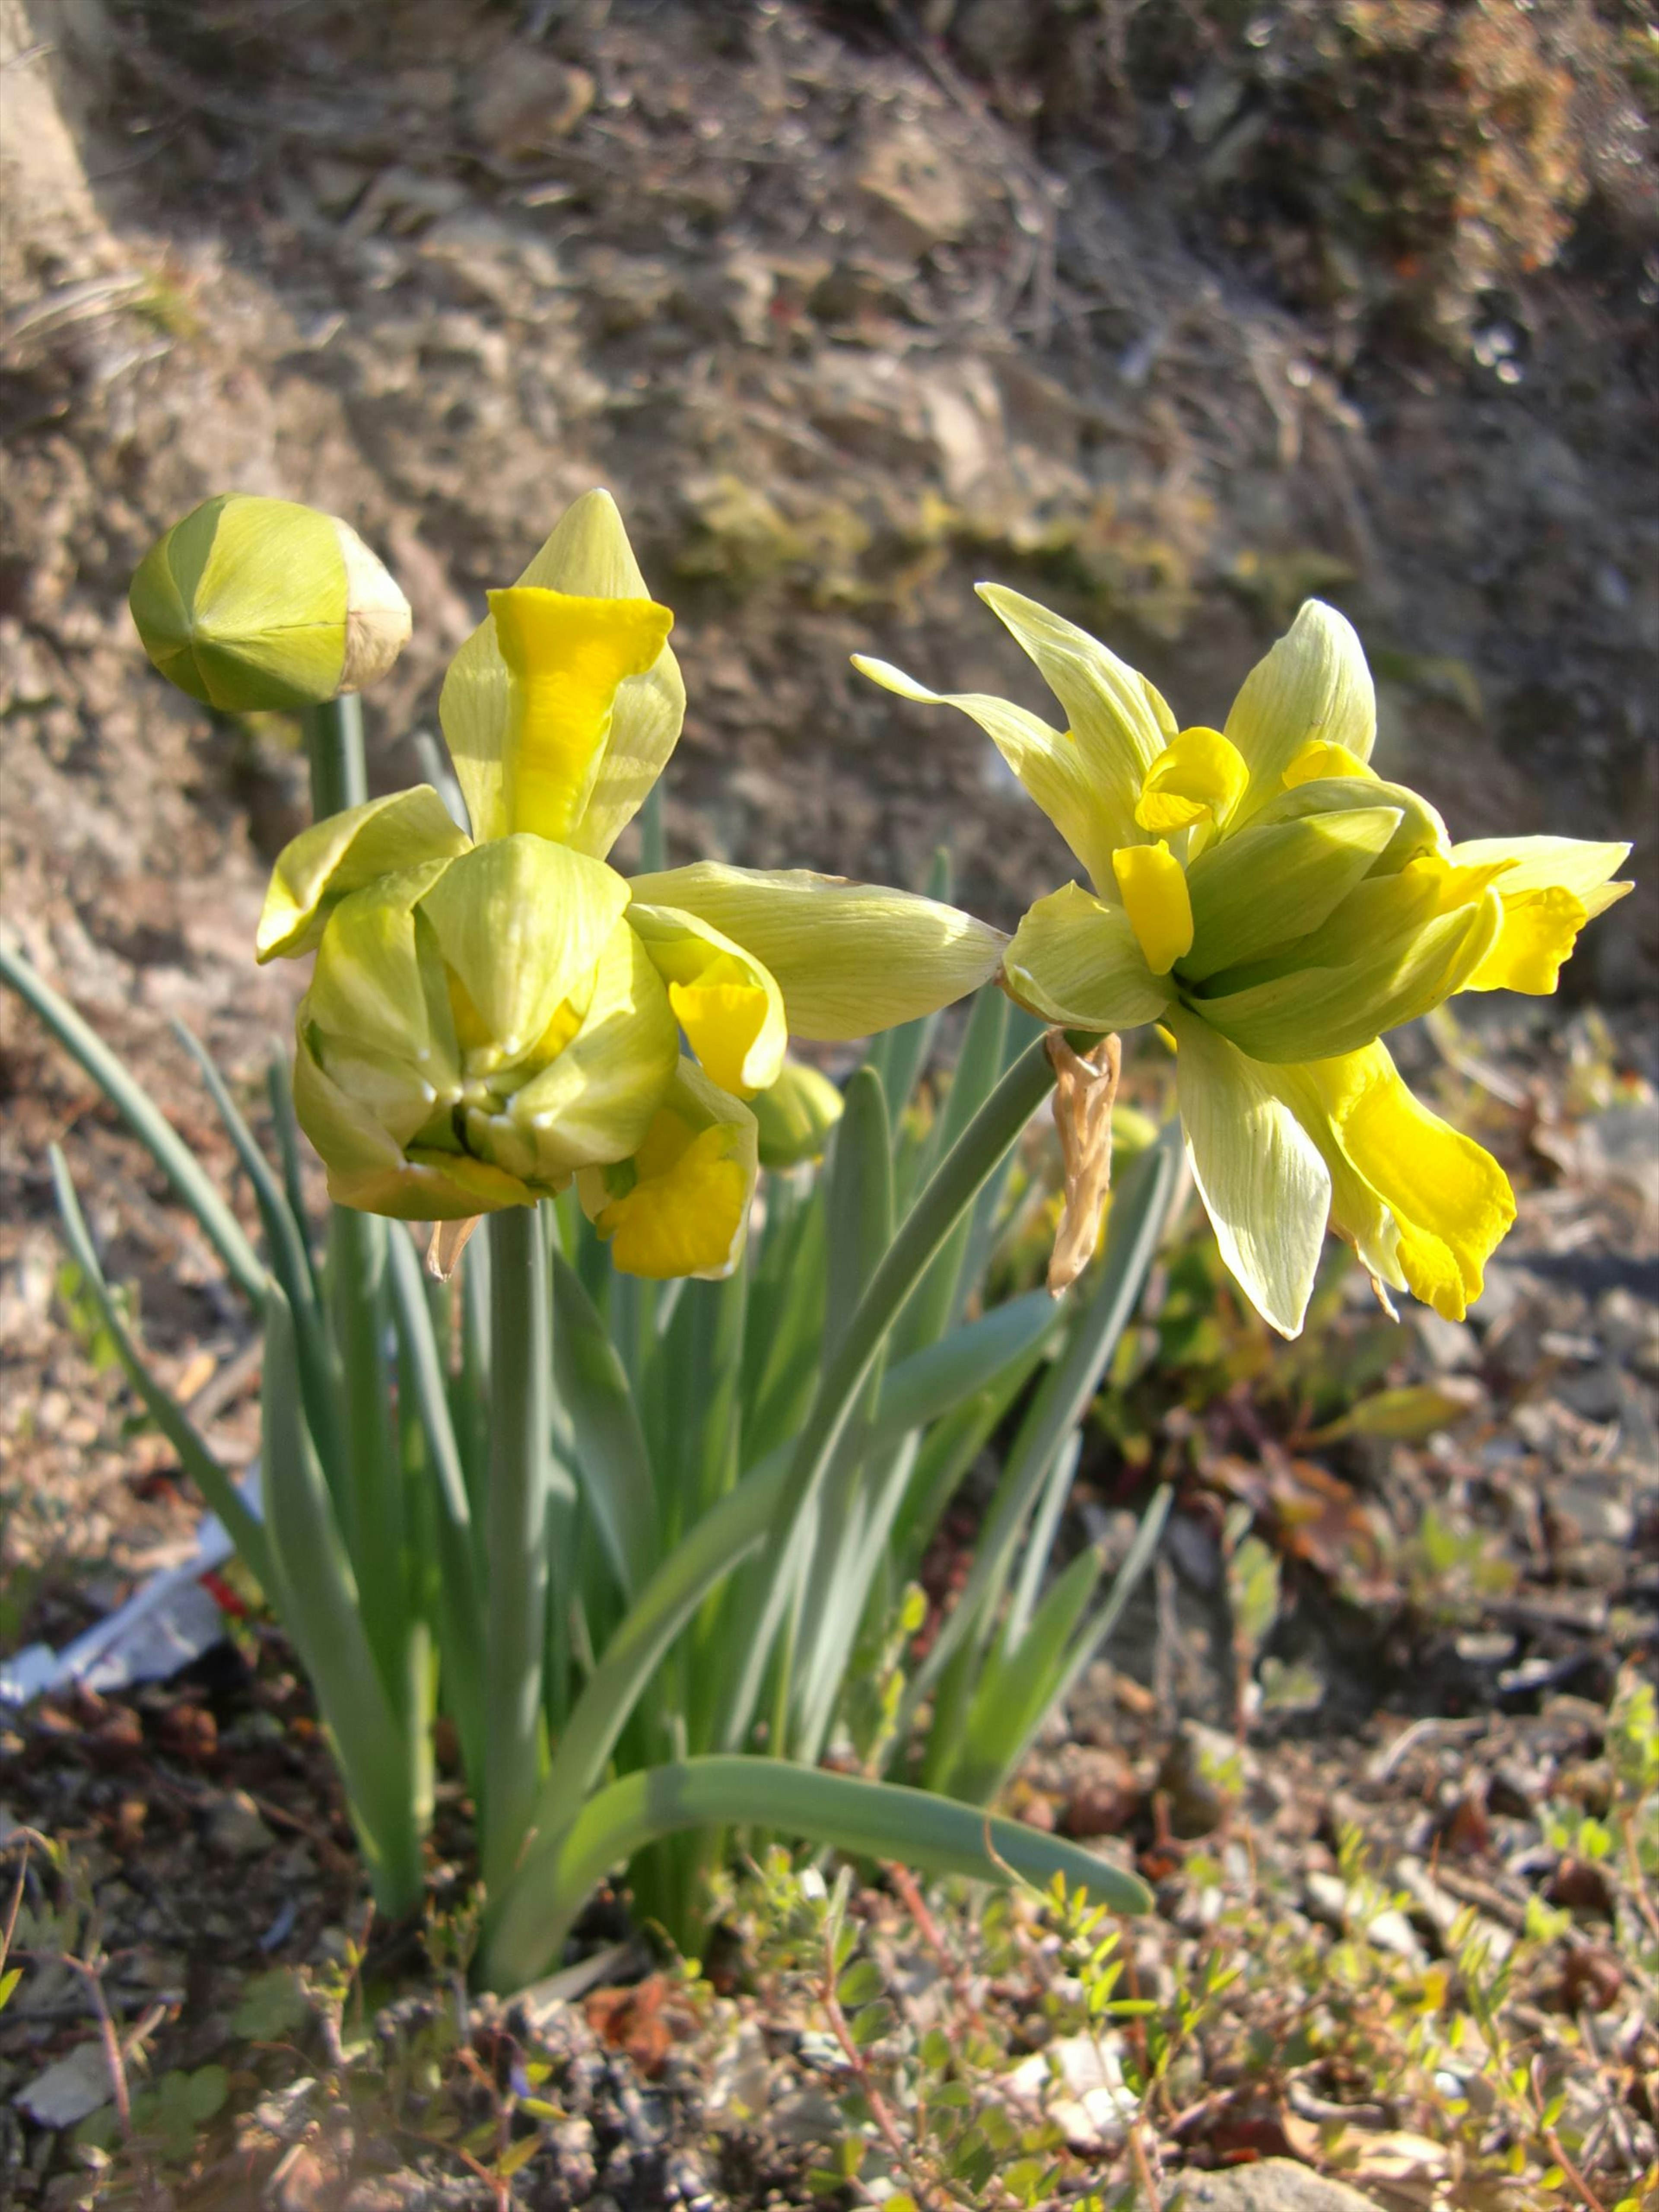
[
  {"x1": 856, "y1": 593, "x2": 1631, "y2": 1338},
  {"x1": 249, "y1": 493, "x2": 1004, "y2": 1279}
]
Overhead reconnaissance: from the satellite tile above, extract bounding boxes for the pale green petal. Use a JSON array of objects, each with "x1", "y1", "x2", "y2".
[
  {"x1": 1170, "y1": 1011, "x2": 1331, "y2": 1338},
  {"x1": 1449, "y1": 835, "x2": 1633, "y2": 918},
  {"x1": 495, "y1": 918, "x2": 679, "y2": 1175},
  {"x1": 1225, "y1": 600, "x2": 1376, "y2": 821},
  {"x1": 626, "y1": 902, "x2": 788, "y2": 1096},
  {"x1": 1182, "y1": 805, "x2": 1403, "y2": 980},
  {"x1": 417, "y1": 836, "x2": 629, "y2": 1070},
  {"x1": 438, "y1": 489, "x2": 685, "y2": 855},
  {"x1": 1195, "y1": 888, "x2": 1503, "y2": 1063},
  {"x1": 1004, "y1": 882, "x2": 1172, "y2": 1031},
  {"x1": 625, "y1": 862, "x2": 1007, "y2": 1041},
  {"x1": 305, "y1": 861, "x2": 460, "y2": 1076},
  {"x1": 257, "y1": 788, "x2": 472, "y2": 962},
  {"x1": 976, "y1": 584, "x2": 1169, "y2": 853},
  {"x1": 1250, "y1": 773, "x2": 1447, "y2": 876},
  {"x1": 294, "y1": 1018, "x2": 527, "y2": 1220},
  {"x1": 852, "y1": 654, "x2": 1118, "y2": 891}
]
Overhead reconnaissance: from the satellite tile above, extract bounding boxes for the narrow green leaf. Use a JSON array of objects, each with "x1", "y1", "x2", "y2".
[
  {"x1": 49, "y1": 1148, "x2": 271, "y2": 1586},
  {"x1": 906, "y1": 1123, "x2": 1178, "y2": 1725},
  {"x1": 261, "y1": 1286, "x2": 422, "y2": 1915},
  {"x1": 2, "y1": 934, "x2": 265, "y2": 1302},
  {"x1": 386, "y1": 1225, "x2": 484, "y2": 1788},
  {"x1": 893, "y1": 982, "x2": 1010, "y2": 1352},
  {"x1": 823, "y1": 1069, "x2": 894, "y2": 1363},
  {"x1": 483, "y1": 1753, "x2": 1150, "y2": 1989},
  {"x1": 173, "y1": 1022, "x2": 342, "y2": 1481},
  {"x1": 513, "y1": 1452, "x2": 790, "y2": 1881},
  {"x1": 1039, "y1": 1482, "x2": 1174, "y2": 1734},
  {"x1": 948, "y1": 1541, "x2": 1103, "y2": 1804},
  {"x1": 718, "y1": 1039, "x2": 1058, "y2": 1753},
  {"x1": 874, "y1": 1292, "x2": 1058, "y2": 1442},
  {"x1": 550, "y1": 1249, "x2": 658, "y2": 1601},
  {"x1": 264, "y1": 1047, "x2": 317, "y2": 1294},
  {"x1": 1004, "y1": 1431, "x2": 1083, "y2": 1652},
  {"x1": 326, "y1": 1206, "x2": 403, "y2": 1692},
  {"x1": 172, "y1": 1022, "x2": 314, "y2": 1321}
]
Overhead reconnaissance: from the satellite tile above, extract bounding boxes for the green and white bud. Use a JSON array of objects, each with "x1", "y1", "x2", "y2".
[{"x1": 130, "y1": 493, "x2": 411, "y2": 712}]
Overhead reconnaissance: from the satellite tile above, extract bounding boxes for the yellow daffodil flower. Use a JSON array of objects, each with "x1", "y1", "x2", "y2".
[
  {"x1": 248, "y1": 491, "x2": 1004, "y2": 1276},
  {"x1": 857, "y1": 593, "x2": 1631, "y2": 1335}
]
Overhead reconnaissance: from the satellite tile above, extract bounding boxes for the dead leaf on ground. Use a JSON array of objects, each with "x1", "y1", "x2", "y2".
[{"x1": 1208, "y1": 1453, "x2": 1395, "y2": 1602}]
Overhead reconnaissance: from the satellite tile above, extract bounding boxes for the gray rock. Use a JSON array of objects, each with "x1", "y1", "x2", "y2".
[
  {"x1": 205, "y1": 1787, "x2": 275, "y2": 1861},
  {"x1": 1172, "y1": 2158, "x2": 1386, "y2": 2210},
  {"x1": 17, "y1": 2040, "x2": 115, "y2": 2128},
  {"x1": 462, "y1": 48, "x2": 594, "y2": 158}
]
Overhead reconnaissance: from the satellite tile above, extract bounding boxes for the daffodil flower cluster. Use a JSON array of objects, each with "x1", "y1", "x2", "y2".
[
  {"x1": 858, "y1": 594, "x2": 1630, "y2": 1336},
  {"x1": 251, "y1": 494, "x2": 1003, "y2": 1279}
]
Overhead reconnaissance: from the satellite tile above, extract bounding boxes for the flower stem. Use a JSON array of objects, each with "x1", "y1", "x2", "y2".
[
  {"x1": 304, "y1": 693, "x2": 367, "y2": 818},
  {"x1": 482, "y1": 1202, "x2": 552, "y2": 1900}
]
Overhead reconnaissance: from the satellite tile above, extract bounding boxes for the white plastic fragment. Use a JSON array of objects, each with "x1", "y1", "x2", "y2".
[{"x1": 0, "y1": 1471, "x2": 260, "y2": 1707}]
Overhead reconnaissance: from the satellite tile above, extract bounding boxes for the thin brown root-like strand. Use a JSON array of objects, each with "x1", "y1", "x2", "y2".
[
  {"x1": 1045, "y1": 1029, "x2": 1121, "y2": 1296},
  {"x1": 427, "y1": 1214, "x2": 482, "y2": 1282}
]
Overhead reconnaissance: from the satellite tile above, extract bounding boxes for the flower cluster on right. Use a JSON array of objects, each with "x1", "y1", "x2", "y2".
[{"x1": 858, "y1": 595, "x2": 1630, "y2": 1335}]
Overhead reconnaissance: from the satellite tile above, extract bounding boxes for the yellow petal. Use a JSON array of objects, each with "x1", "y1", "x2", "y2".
[
  {"x1": 1111, "y1": 842, "x2": 1192, "y2": 976},
  {"x1": 1295, "y1": 1043, "x2": 1515, "y2": 1320},
  {"x1": 625, "y1": 903, "x2": 787, "y2": 1096},
  {"x1": 1134, "y1": 725, "x2": 1249, "y2": 833},
  {"x1": 439, "y1": 491, "x2": 685, "y2": 854},
  {"x1": 1463, "y1": 885, "x2": 1589, "y2": 995},
  {"x1": 578, "y1": 1061, "x2": 758, "y2": 1280},
  {"x1": 1282, "y1": 737, "x2": 1378, "y2": 789},
  {"x1": 489, "y1": 587, "x2": 674, "y2": 843}
]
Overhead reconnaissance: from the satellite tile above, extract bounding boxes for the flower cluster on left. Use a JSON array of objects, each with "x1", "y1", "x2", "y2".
[{"x1": 133, "y1": 490, "x2": 1004, "y2": 1278}]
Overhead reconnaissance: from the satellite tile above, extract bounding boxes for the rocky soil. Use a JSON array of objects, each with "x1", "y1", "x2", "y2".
[{"x1": 2, "y1": 2, "x2": 1657, "y2": 2206}]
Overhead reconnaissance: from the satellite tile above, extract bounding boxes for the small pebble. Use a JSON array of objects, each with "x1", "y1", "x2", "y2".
[{"x1": 205, "y1": 1787, "x2": 275, "y2": 1860}]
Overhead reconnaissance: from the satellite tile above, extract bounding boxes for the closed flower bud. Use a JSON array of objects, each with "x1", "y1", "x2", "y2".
[
  {"x1": 751, "y1": 1057, "x2": 845, "y2": 1168},
  {"x1": 130, "y1": 493, "x2": 411, "y2": 712}
]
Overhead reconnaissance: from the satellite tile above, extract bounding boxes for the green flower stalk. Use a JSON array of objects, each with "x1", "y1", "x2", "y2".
[
  {"x1": 130, "y1": 494, "x2": 410, "y2": 711},
  {"x1": 858, "y1": 594, "x2": 1631, "y2": 1335},
  {"x1": 250, "y1": 491, "x2": 1005, "y2": 1278}
]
